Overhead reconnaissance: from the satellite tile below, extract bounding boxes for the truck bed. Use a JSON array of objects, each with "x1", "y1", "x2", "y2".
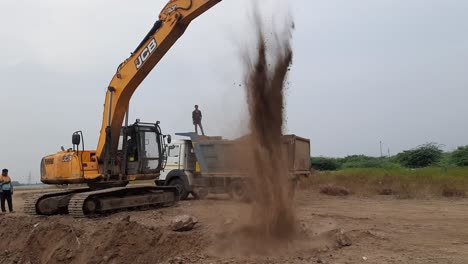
[{"x1": 176, "y1": 133, "x2": 310, "y2": 178}]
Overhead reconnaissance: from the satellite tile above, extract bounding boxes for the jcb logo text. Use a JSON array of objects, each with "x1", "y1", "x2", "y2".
[{"x1": 135, "y1": 38, "x2": 157, "y2": 70}]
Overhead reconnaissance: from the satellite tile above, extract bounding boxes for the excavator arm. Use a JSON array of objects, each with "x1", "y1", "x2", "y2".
[{"x1": 97, "y1": 0, "x2": 221, "y2": 162}]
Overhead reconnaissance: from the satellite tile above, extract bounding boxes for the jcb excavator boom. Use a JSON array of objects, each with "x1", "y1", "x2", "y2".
[
  {"x1": 97, "y1": 0, "x2": 221, "y2": 162},
  {"x1": 27, "y1": 0, "x2": 222, "y2": 217}
]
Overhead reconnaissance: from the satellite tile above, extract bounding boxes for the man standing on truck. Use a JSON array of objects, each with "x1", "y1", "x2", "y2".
[
  {"x1": 0, "y1": 169, "x2": 14, "y2": 213},
  {"x1": 192, "y1": 105, "x2": 205, "y2": 136}
]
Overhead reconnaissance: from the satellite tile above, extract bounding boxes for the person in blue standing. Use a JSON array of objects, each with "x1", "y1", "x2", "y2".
[{"x1": 0, "y1": 169, "x2": 14, "y2": 213}]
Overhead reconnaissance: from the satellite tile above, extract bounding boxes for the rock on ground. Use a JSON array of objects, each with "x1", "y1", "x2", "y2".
[{"x1": 170, "y1": 214, "x2": 199, "y2": 232}]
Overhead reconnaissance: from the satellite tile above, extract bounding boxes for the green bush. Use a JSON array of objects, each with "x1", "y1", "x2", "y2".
[
  {"x1": 311, "y1": 157, "x2": 339, "y2": 171},
  {"x1": 451, "y1": 146, "x2": 468, "y2": 166},
  {"x1": 311, "y1": 155, "x2": 401, "y2": 171},
  {"x1": 309, "y1": 143, "x2": 468, "y2": 172},
  {"x1": 436, "y1": 152, "x2": 453, "y2": 167},
  {"x1": 339, "y1": 155, "x2": 391, "y2": 169},
  {"x1": 396, "y1": 143, "x2": 443, "y2": 168}
]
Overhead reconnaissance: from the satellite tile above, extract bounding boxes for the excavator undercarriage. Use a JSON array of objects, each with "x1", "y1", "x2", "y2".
[{"x1": 25, "y1": 185, "x2": 178, "y2": 218}]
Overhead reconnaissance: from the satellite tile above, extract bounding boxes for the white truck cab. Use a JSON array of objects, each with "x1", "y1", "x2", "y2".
[{"x1": 157, "y1": 139, "x2": 197, "y2": 199}]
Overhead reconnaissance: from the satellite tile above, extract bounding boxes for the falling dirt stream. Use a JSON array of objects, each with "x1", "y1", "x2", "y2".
[{"x1": 242, "y1": 8, "x2": 296, "y2": 240}]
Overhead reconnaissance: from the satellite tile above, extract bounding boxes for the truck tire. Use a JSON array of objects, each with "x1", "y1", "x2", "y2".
[
  {"x1": 229, "y1": 180, "x2": 249, "y2": 202},
  {"x1": 169, "y1": 178, "x2": 189, "y2": 200}
]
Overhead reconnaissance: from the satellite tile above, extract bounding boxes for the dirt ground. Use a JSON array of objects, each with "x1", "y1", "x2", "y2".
[{"x1": 1, "y1": 189, "x2": 468, "y2": 264}]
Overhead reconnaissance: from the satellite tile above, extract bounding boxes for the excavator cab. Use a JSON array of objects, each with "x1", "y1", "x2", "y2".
[{"x1": 118, "y1": 120, "x2": 170, "y2": 179}]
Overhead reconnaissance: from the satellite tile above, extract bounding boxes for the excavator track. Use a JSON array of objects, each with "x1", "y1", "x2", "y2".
[
  {"x1": 24, "y1": 188, "x2": 90, "y2": 216},
  {"x1": 67, "y1": 185, "x2": 178, "y2": 218}
]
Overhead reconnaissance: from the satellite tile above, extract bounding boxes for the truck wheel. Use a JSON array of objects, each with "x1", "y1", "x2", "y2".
[
  {"x1": 169, "y1": 178, "x2": 189, "y2": 200},
  {"x1": 229, "y1": 180, "x2": 249, "y2": 202}
]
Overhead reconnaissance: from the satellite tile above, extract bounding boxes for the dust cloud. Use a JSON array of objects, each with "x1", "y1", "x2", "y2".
[{"x1": 242, "y1": 8, "x2": 296, "y2": 240}]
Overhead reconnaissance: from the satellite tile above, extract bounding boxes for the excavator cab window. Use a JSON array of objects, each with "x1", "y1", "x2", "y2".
[
  {"x1": 126, "y1": 136, "x2": 138, "y2": 162},
  {"x1": 134, "y1": 125, "x2": 163, "y2": 174},
  {"x1": 122, "y1": 128, "x2": 140, "y2": 175}
]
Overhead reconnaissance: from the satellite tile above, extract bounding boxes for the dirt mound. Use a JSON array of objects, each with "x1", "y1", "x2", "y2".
[
  {"x1": 441, "y1": 185, "x2": 466, "y2": 197},
  {"x1": 0, "y1": 215, "x2": 205, "y2": 264},
  {"x1": 320, "y1": 185, "x2": 352, "y2": 196}
]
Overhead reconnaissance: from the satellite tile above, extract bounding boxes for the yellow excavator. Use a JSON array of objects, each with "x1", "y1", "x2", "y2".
[{"x1": 24, "y1": 0, "x2": 222, "y2": 217}]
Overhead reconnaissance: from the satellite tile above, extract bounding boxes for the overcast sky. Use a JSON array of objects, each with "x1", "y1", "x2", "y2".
[{"x1": 1, "y1": 0, "x2": 467, "y2": 183}]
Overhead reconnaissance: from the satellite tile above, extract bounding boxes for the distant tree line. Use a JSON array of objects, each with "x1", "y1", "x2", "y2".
[{"x1": 311, "y1": 143, "x2": 468, "y2": 171}]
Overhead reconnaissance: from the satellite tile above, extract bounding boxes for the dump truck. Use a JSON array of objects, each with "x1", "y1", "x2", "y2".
[{"x1": 156, "y1": 132, "x2": 310, "y2": 200}]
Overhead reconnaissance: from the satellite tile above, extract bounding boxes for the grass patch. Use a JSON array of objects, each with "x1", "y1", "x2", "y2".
[{"x1": 302, "y1": 167, "x2": 468, "y2": 198}]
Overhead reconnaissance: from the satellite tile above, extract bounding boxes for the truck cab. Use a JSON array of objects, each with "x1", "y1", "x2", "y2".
[{"x1": 157, "y1": 139, "x2": 197, "y2": 199}]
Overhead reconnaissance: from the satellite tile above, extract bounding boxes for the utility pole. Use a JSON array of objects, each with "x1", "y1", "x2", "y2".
[
  {"x1": 380, "y1": 141, "x2": 383, "y2": 157},
  {"x1": 388, "y1": 148, "x2": 390, "y2": 158},
  {"x1": 28, "y1": 171, "x2": 32, "y2": 185}
]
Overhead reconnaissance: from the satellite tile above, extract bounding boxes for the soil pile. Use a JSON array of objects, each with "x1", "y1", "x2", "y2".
[{"x1": 0, "y1": 215, "x2": 205, "y2": 264}]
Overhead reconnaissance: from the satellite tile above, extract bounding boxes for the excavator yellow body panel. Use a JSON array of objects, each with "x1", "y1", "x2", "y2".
[{"x1": 40, "y1": 150, "x2": 101, "y2": 184}]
